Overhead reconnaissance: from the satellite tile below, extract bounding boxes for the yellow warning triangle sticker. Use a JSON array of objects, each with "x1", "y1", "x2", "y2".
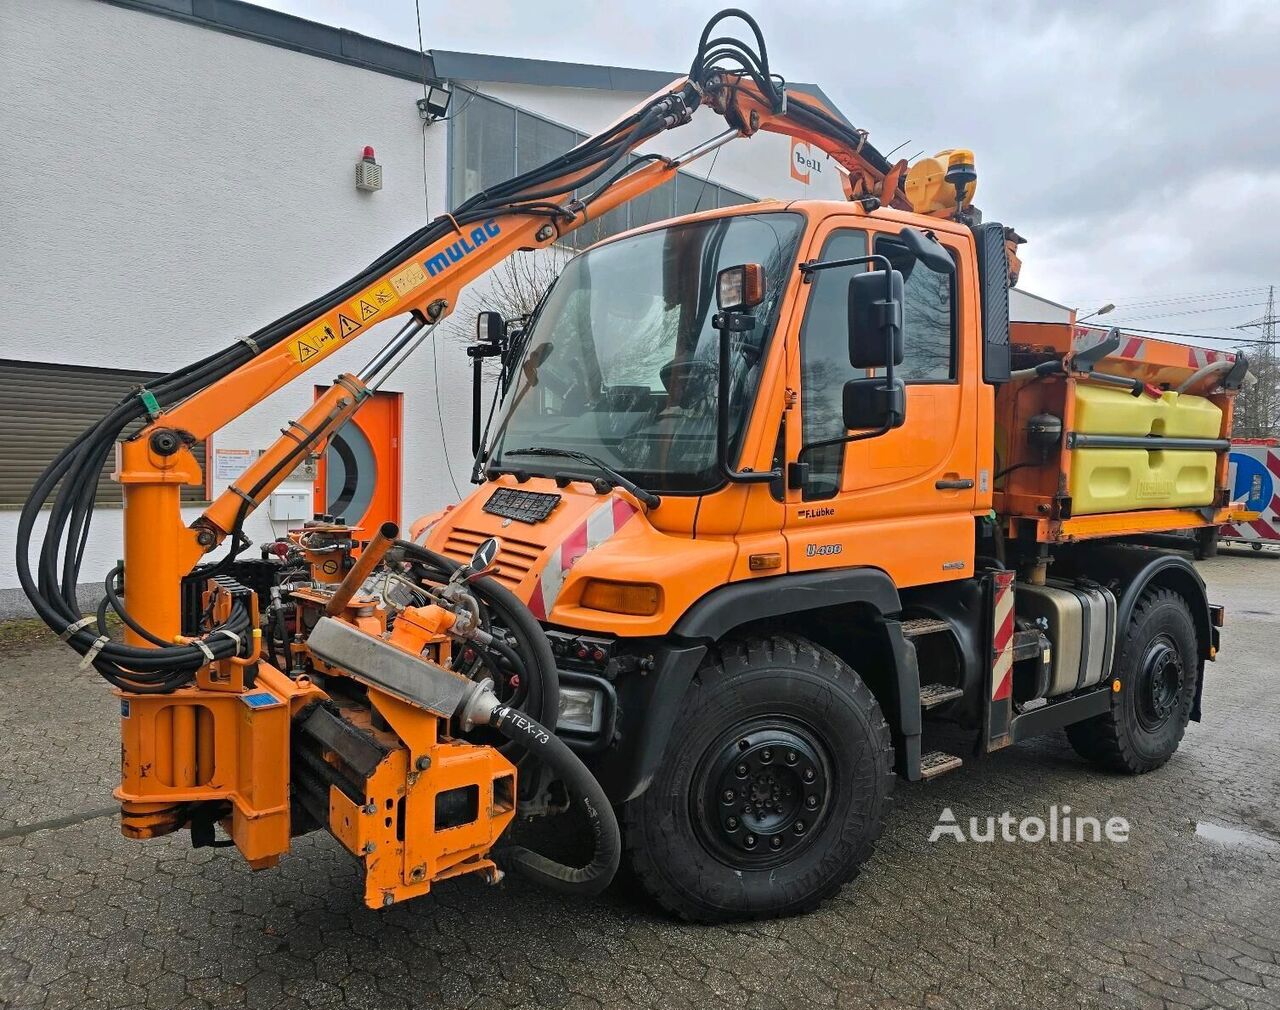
[
  {"x1": 295, "y1": 337, "x2": 319, "y2": 362},
  {"x1": 358, "y1": 299, "x2": 379, "y2": 321},
  {"x1": 337, "y1": 312, "x2": 361, "y2": 338}
]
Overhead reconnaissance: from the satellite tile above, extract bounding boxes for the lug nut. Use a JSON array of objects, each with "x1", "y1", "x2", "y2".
[
  {"x1": 722, "y1": 789, "x2": 735, "y2": 803},
  {"x1": 761, "y1": 748, "x2": 773, "y2": 762},
  {"x1": 726, "y1": 816, "x2": 739, "y2": 830},
  {"x1": 805, "y1": 795, "x2": 818, "y2": 809},
  {"x1": 786, "y1": 750, "x2": 798, "y2": 764},
  {"x1": 735, "y1": 763, "x2": 748, "y2": 777},
  {"x1": 794, "y1": 820, "x2": 806, "y2": 835},
  {"x1": 743, "y1": 834, "x2": 757, "y2": 848},
  {"x1": 803, "y1": 768, "x2": 816, "y2": 783},
  {"x1": 770, "y1": 837, "x2": 783, "y2": 850}
]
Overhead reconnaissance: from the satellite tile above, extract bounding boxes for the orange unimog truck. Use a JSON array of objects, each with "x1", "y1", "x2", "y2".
[
  {"x1": 421, "y1": 205, "x2": 1246, "y2": 919},
  {"x1": 22, "y1": 10, "x2": 1247, "y2": 925}
]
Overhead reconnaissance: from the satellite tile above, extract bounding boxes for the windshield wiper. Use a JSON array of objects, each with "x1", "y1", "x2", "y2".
[{"x1": 503, "y1": 447, "x2": 660, "y2": 510}]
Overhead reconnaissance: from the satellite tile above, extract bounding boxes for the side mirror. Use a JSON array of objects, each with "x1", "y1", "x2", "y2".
[
  {"x1": 895, "y1": 227, "x2": 955, "y2": 275},
  {"x1": 843, "y1": 377, "x2": 906, "y2": 431},
  {"x1": 847, "y1": 269, "x2": 904, "y2": 369},
  {"x1": 476, "y1": 311, "x2": 505, "y2": 345}
]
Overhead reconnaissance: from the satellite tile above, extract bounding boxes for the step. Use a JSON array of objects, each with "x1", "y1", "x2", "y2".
[
  {"x1": 900, "y1": 617, "x2": 951, "y2": 638},
  {"x1": 920, "y1": 683, "x2": 964, "y2": 709},
  {"x1": 919, "y1": 750, "x2": 964, "y2": 780}
]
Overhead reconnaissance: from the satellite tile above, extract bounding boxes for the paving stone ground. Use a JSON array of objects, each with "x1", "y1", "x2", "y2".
[{"x1": 2, "y1": 551, "x2": 1278, "y2": 1010}]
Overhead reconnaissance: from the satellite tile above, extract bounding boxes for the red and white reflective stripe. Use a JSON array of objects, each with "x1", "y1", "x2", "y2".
[
  {"x1": 527, "y1": 498, "x2": 639, "y2": 620},
  {"x1": 991, "y1": 571, "x2": 1015, "y2": 702},
  {"x1": 1120, "y1": 335, "x2": 1147, "y2": 360},
  {"x1": 1188, "y1": 346, "x2": 1232, "y2": 368}
]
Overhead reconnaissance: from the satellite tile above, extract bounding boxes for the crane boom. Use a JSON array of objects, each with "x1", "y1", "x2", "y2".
[{"x1": 19, "y1": 21, "x2": 925, "y2": 670}]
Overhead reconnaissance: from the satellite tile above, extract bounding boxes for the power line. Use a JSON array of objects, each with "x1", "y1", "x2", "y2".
[
  {"x1": 1110, "y1": 301, "x2": 1268, "y2": 322},
  {"x1": 1070, "y1": 286, "x2": 1267, "y2": 310},
  {"x1": 1093, "y1": 324, "x2": 1248, "y2": 343}
]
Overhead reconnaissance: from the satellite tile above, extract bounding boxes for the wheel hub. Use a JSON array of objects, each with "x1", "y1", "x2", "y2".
[
  {"x1": 1137, "y1": 635, "x2": 1183, "y2": 730},
  {"x1": 697, "y1": 721, "x2": 831, "y2": 868}
]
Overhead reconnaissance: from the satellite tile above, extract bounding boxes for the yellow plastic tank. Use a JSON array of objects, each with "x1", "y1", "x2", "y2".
[
  {"x1": 1070, "y1": 449, "x2": 1217, "y2": 515},
  {"x1": 1073, "y1": 385, "x2": 1221, "y2": 439}
]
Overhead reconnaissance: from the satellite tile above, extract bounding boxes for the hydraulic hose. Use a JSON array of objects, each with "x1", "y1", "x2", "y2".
[
  {"x1": 487, "y1": 704, "x2": 620, "y2": 896},
  {"x1": 396, "y1": 540, "x2": 559, "y2": 731},
  {"x1": 16, "y1": 9, "x2": 788, "y2": 692}
]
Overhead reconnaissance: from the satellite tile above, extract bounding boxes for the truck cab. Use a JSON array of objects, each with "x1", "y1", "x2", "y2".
[
  {"x1": 432, "y1": 201, "x2": 997, "y2": 628},
  {"x1": 423, "y1": 197, "x2": 1235, "y2": 920}
]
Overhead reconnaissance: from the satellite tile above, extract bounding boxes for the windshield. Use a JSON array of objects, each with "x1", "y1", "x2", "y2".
[{"x1": 488, "y1": 212, "x2": 805, "y2": 493}]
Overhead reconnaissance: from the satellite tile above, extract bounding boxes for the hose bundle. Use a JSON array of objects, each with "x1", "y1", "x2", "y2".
[{"x1": 14, "y1": 10, "x2": 794, "y2": 692}]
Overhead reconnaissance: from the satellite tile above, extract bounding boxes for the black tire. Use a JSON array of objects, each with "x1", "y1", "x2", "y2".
[
  {"x1": 624, "y1": 635, "x2": 895, "y2": 922},
  {"x1": 1065, "y1": 588, "x2": 1199, "y2": 774}
]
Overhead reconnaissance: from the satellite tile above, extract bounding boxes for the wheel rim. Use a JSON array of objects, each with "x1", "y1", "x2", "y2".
[
  {"x1": 1135, "y1": 634, "x2": 1183, "y2": 731},
  {"x1": 693, "y1": 718, "x2": 833, "y2": 869}
]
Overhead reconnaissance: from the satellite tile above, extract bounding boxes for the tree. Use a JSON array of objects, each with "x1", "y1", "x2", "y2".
[{"x1": 446, "y1": 247, "x2": 570, "y2": 350}]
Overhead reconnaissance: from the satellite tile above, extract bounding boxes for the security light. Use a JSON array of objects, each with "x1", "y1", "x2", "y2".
[{"x1": 417, "y1": 84, "x2": 452, "y2": 121}]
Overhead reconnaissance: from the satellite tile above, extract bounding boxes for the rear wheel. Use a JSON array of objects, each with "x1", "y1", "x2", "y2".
[
  {"x1": 1065, "y1": 588, "x2": 1198, "y2": 773},
  {"x1": 624, "y1": 635, "x2": 894, "y2": 922}
]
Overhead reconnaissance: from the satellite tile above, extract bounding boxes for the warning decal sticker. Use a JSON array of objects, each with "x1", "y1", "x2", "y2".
[
  {"x1": 390, "y1": 262, "x2": 428, "y2": 298},
  {"x1": 294, "y1": 336, "x2": 319, "y2": 363},
  {"x1": 289, "y1": 279, "x2": 401, "y2": 365},
  {"x1": 288, "y1": 319, "x2": 341, "y2": 364},
  {"x1": 352, "y1": 281, "x2": 397, "y2": 322},
  {"x1": 337, "y1": 312, "x2": 361, "y2": 339}
]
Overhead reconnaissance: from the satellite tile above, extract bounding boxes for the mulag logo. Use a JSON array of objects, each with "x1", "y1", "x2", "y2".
[
  {"x1": 425, "y1": 219, "x2": 501, "y2": 277},
  {"x1": 929, "y1": 806, "x2": 1130, "y2": 843}
]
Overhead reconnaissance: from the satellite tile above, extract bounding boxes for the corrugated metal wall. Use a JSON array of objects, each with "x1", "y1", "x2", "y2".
[{"x1": 0, "y1": 359, "x2": 207, "y2": 507}]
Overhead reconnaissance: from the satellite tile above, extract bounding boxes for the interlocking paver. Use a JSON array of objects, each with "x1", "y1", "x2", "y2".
[{"x1": 1, "y1": 554, "x2": 1278, "y2": 1009}]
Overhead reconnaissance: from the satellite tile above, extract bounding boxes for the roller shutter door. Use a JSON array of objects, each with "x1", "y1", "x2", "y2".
[{"x1": 0, "y1": 359, "x2": 208, "y2": 507}]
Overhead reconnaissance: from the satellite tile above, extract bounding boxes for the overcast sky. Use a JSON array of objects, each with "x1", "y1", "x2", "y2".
[{"x1": 258, "y1": 0, "x2": 1279, "y2": 348}]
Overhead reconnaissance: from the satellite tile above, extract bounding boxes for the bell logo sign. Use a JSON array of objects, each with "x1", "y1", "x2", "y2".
[{"x1": 791, "y1": 138, "x2": 822, "y2": 184}]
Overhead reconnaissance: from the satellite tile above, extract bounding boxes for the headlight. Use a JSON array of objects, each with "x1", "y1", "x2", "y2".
[{"x1": 557, "y1": 685, "x2": 604, "y2": 734}]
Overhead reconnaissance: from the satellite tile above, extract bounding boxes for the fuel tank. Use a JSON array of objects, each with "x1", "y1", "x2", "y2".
[{"x1": 1016, "y1": 580, "x2": 1116, "y2": 698}]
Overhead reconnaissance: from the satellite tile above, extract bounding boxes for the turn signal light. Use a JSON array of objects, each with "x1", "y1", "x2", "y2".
[{"x1": 580, "y1": 579, "x2": 661, "y2": 616}]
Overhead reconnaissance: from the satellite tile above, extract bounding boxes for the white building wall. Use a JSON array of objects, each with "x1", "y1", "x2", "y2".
[
  {"x1": 0, "y1": 0, "x2": 468, "y2": 614},
  {"x1": 1010, "y1": 288, "x2": 1073, "y2": 323}
]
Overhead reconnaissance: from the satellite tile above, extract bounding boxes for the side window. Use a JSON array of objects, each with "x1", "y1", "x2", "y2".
[
  {"x1": 798, "y1": 230, "x2": 867, "y2": 500},
  {"x1": 875, "y1": 234, "x2": 956, "y2": 382}
]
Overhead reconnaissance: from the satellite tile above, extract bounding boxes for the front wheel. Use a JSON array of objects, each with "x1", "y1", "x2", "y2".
[
  {"x1": 1065, "y1": 588, "x2": 1199, "y2": 773},
  {"x1": 624, "y1": 635, "x2": 895, "y2": 922}
]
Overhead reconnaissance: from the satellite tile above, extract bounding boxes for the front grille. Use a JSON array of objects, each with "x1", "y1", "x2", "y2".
[{"x1": 440, "y1": 526, "x2": 545, "y2": 588}]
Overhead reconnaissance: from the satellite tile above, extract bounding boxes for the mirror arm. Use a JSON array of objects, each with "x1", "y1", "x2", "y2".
[
  {"x1": 798, "y1": 250, "x2": 897, "y2": 386},
  {"x1": 788, "y1": 254, "x2": 900, "y2": 490},
  {"x1": 716, "y1": 326, "x2": 782, "y2": 485}
]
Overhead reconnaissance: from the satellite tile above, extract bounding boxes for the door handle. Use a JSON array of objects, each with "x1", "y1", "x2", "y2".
[{"x1": 935, "y1": 477, "x2": 974, "y2": 490}]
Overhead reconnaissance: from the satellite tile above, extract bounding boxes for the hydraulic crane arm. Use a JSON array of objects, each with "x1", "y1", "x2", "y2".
[{"x1": 18, "y1": 9, "x2": 927, "y2": 688}]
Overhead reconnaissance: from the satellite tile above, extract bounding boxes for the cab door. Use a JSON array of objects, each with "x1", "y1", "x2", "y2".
[{"x1": 782, "y1": 217, "x2": 979, "y2": 588}]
